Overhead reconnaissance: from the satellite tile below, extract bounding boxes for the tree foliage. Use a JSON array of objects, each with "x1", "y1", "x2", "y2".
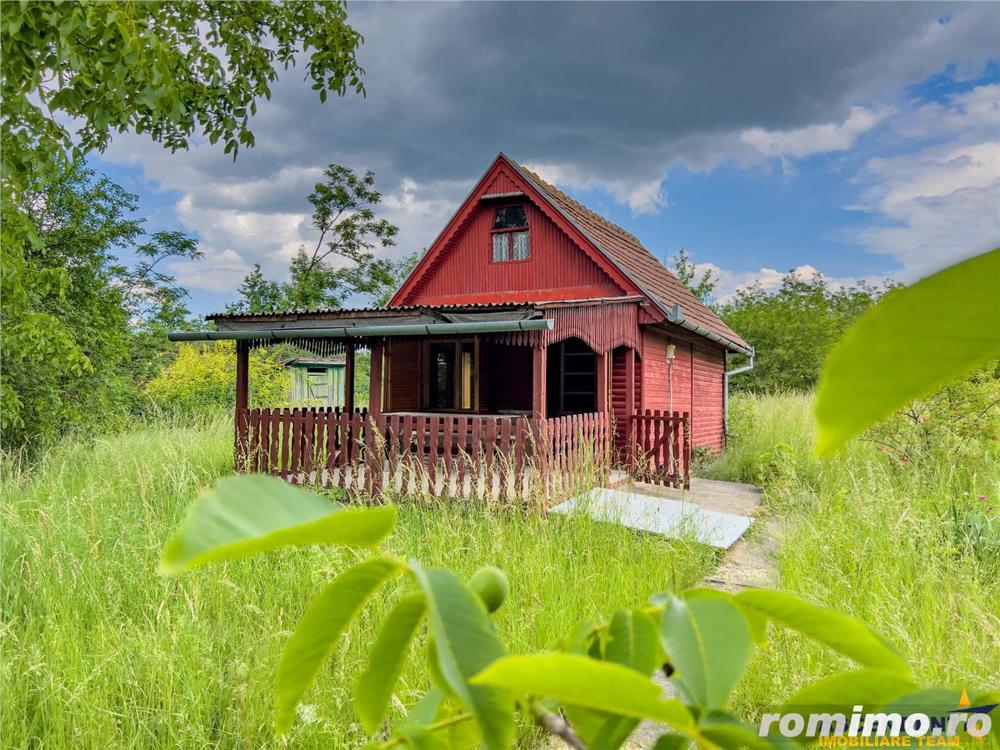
[
  {"x1": 144, "y1": 342, "x2": 289, "y2": 414},
  {"x1": 2, "y1": 1, "x2": 364, "y2": 183},
  {"x1": 718, "y1": 273, "x2": 890, "y2": 391},
  {"x1": 1, "y1": 163, "x2": 200, "y2": 446},
  {"x1": 670, "y1": 249, "x2": 718, "y2": 305},
  {"x1": 1, "y1": 1, "x2": 366, "y2": 448},
  {"x1": 227, "y1": 165, "x2": 419, "y2": 312}
]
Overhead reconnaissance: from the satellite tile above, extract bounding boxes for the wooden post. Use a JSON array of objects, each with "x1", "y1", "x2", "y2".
[
  {"x1": 235, "y1": 340, "x2": 250, "y2": 471},
  {"x1": 595, "y1": 350, "x2": 608, "y2": 413},
  {"x1": 624, "y1": 347, "x2": 636, "y2": 469},
  {"x1": 344, "y1": 342, "x2": 356, "y2": 414},
  {"x1": 532, "y1": 344, "x2": 547, "y2": 420},
  {"x1": 369, "y1": 340, "x2": 384, "y2": 417}
]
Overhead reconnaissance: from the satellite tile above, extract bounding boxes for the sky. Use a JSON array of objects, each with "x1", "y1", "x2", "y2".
[{"x1": 90, "y1": 2, "x2": 1000, "y2": 315}]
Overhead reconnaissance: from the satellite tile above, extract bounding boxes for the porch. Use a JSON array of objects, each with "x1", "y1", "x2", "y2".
[{"x1": 169, "y1": 299, "x2": 692, "y2": 502}]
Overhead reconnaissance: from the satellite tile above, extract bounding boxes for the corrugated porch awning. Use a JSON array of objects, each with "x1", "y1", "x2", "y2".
[{"x1": 168, "y1": 303, "x2": 554, "y2": 355}]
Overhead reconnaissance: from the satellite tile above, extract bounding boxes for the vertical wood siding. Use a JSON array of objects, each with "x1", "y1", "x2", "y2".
[
  {"x1": 641, "y1": 329, "x2": 726, "y2": 453},
  {"x1": 386, "y1": 339, "x2": 420, "y2": 411},
  {"x1": 544, "y1": 301, "x2": 641, "y2": 354},
  {"x1": 407, "y1": 194, "x2": 624, "y2": 306}
]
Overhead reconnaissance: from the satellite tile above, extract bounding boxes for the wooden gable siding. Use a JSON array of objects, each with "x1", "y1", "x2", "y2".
[
  {"x1": 641, "y1": 328, "x2": 726, "y2": 453},
  {"x1": 392, "y1": 157, "x2": 643, "y2": 307},
  {"x1": 404, "y1": 197, "x2": 623, "y2": 306}
]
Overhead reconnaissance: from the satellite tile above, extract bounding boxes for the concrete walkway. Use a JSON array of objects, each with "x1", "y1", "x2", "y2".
[{"x1": 547, "y1": 476, "x2": 780, "y2": 749}]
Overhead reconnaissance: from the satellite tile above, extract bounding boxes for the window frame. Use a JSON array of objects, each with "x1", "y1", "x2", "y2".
[{"x1": 489, "y1": 204, "x2": 531, "y2": 265}]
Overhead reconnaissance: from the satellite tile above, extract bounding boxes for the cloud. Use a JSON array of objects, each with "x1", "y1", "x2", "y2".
[
  {"x1": 741, "y1": 106, "x2": 891, "y2": 158},
  {"x1": 525, "y1": 162, "x2": 667, "y2": 215},
  {"x1": 93, "y1": 3, "x2": 999, "y2": 303},
  {"x1": 850, "y1": 86, "x2": 1000, "y2": 279},
  {"x1": 694, "y1": 262, "x2": 881, "y2": 303},
  {"x1": 168, "y1": 246, "x2": 252, "y2": 295}
]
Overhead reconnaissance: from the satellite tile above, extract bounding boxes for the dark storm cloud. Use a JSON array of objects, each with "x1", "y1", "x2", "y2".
[
  {"x1": 153, "y1": 0, "x2": 999, "y2": 214},
  {"x1": 101, "y1": 1, "x2": 998, "y2": 292}
]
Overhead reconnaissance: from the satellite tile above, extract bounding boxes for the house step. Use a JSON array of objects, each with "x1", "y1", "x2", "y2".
[{"x1": 624, "y1": 479, "x2": 761, "y2": 517}]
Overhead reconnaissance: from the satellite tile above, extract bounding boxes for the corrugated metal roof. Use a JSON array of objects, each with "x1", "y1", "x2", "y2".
[{"x1": 207, "y1": 301, "x2": 537, "y2": 320}]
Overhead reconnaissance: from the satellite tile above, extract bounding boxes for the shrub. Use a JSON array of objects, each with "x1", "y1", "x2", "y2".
[{"x1": 144, "y1": 341, "x2": 289, "y2": 412}]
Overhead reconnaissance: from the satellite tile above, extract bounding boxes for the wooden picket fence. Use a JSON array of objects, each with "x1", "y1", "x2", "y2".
[
  {"x1": 628, "y1": 409, "x2": 691, "y2": 489},
  {"x1": 235, "y1": 407, "x2": 610, "y2": 504}
]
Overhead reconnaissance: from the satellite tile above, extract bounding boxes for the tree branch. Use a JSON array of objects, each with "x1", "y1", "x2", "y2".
[{"x1": 530, "y1": 700, "x2": 586, "y2": 750}]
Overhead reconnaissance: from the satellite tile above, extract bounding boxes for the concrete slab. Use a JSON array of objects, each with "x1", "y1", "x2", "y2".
[{"x1": 549, "y1": 487, "x2": 753, "y2": 549}]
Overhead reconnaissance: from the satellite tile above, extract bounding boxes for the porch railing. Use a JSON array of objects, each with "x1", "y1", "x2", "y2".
[
  {"x1": 628, "y1": 409, "x2": 691, "y2": 489},
  {"x1": 236, "y1": 407, "x2": 610, "y2": 504}
]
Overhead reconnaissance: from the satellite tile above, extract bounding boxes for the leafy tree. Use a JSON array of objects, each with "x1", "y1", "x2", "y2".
[
  {"x1": 228, "y1": 264, "x2": 286, "y2": 314},
  {"x1": 229, "y1": 165, "x2": 410, "y2": 312},
  {"x1": 670, "y1": 249, "x2": 718, "y2": 305},
  {"x1": 718, "y1": 272, "x2": 889, "y2": 391},
  {"x1": 1, "y1": 1, "x2": 365, "y2": 447},
  {"x1": 145, "y1": 342, "x2": 289, "y2": 413},
  {"x1": 2, "y1": 1, "x2": 364, "y2": 184},
  {"x1": 1, "y1": 163, "x2": 200, "y2": 446}
]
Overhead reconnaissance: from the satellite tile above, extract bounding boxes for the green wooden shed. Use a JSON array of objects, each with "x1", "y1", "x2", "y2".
[{"x1": 285, "y1": 357, "x2": 346, "y2": 407}]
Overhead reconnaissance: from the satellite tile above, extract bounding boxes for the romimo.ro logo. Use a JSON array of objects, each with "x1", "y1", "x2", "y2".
[{"x1": 758, "y1": 691, "x2": 997, "y2": 747}]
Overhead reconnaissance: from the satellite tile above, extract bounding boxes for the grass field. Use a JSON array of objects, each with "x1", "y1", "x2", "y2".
[
  {"x1": 709, "y1": 393, "x2": 1000, "y2": 715},
  {"x1": 2, "y1": 395, "x2": 998, "y2": 748},
  {"x1": 0, "y1": 414, "x2": 713, "y2": 749}
]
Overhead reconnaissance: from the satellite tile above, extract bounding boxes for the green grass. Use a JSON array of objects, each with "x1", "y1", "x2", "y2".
[
  {"x1": 0, "y1": 415, "x2": 713, "y2": 749},
  {"x1": 4, "y1": 393, "x2": 997, "y2": 748},
  {"x1": 708, "y1": 392, "x2": 1000, "y2": 714}
]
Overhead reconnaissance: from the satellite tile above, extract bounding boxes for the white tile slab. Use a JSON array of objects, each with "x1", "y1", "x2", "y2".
[{"x1": 549, "y1": 487, "x2": 753, "y2": 549}]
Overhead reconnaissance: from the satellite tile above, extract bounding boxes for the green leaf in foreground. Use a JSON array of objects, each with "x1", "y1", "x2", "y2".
[
  {"x1": 660, "y1": 596, "x2": 751, "y2": 710},
  {"x1": 159, "y1": 475, "x2": 396, "y2": 574},
  {"x1": 275, "y1": 558, "x2": 401, "y2": 734},
  {"x1": 735, "y1": 590, "x2": 910, "y2": 675},
  {"x1": 814, "y1": 247, "x2": 1000, "y2": 455},
  {"x1": 471, "y1": 653, "x2": 695, "y2": 730},
  {"x1": 782, "y1": 669, "x2": 916, "y2": 722},
  {"x1": 411, "y1": 561, "x2": 514, "y2": 750},
  {"x1": 355, "y1": 592, "x2": 427, "y2": 734}
]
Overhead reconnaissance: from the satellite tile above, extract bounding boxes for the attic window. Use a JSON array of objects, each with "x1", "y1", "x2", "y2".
[{"x1": 491, "y1": 205, "x2": 530, "y2": 262}]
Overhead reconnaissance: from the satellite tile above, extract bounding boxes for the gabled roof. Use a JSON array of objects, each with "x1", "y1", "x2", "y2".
[
  {"x1": 391, "y1": 153, "x2": 750, "y2": 353},
  {"x1": 505, "y1": 158, "x2": 749, "y2": 352}
]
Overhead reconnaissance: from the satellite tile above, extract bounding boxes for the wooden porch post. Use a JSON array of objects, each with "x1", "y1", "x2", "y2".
[
  {"x1": 596, "y1": 350, "x2": 609, "y2": 413},
  {"x1": 624, "y1": 347, "x2": 636, "y2": 467},
  {"x1": 344, "y1": 342, "x2": 355, "y2": 414},
  {"x1": 369, "y1": 340, "x2": 384, "y2": 417},
  {"x1": 235, "y1": 340, "x2": 250, "y2": 471},
  {"x1": 532, "y1": 344, "x2": 547, "y2": 420}
]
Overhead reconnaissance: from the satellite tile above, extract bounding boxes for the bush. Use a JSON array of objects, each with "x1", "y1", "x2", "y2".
[{"x1": 144, "y1": 341, "x2": 289, "y2": 412}]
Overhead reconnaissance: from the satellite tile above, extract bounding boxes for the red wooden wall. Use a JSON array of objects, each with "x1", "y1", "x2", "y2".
[
  {"x1": 403, "y1": 172, "x2": 625, "y2": 306},
  {"x1": 386, "y1": 339, "x2": 420, "y2": 411},
  {"x1": 611, "y1": 346, "x2": 642, "y2": 453},
  {"x1": 641, "y1": 329, "x2": 726, "y2": 453}
]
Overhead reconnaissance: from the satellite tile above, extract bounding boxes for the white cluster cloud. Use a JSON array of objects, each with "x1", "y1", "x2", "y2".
[
  {"x1": 741, "y1": 106, "x2": 892, "y2": 158},
  {"x1": 692, "y1": 261, "x2": 882, "y2": 304},
  {"x1": 850, "y1": 86, "x2": 1000, "y2": 280},
  {"x1": 524, "y1": 162, "x2": 667, "y2": 216}
]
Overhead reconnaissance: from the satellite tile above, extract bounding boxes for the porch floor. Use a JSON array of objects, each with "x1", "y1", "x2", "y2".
[{"x1": 548, "y1": 479, "x2": 759, "y2": 549}]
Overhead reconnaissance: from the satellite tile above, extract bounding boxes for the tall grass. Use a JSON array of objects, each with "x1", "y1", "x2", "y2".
[
  {"x1": 1, "y1": 416, "x2": 713, "y2": 749},
  {"x1": 708, "y1": 392, "x2": 1000, "y2": 714}
]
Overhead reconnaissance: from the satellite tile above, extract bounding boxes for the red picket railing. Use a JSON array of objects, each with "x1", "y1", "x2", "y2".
[
  {"x1": 236, "y1": 407, "x2": 611, "y2": 503},
  {"x1": 628, "y1": 409, "x2": 691, "y2": 489}
]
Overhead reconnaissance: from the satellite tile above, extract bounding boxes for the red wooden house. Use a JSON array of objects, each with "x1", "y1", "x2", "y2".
[{"x1": 171, "y1": 154, "x2": 751, "y2": 498}]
